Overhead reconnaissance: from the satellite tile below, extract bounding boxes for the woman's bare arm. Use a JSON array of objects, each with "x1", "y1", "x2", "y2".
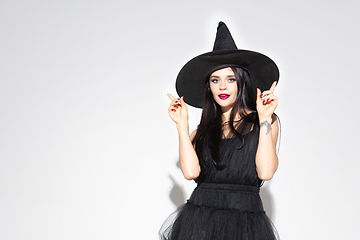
[
  {"x1": 255, "y1": 114, "x2": 279, "y2": 180},
  {"x1": 177, "y1": 127, "x2": 200, "y2": 180},
  {"x1": 168, "y1": 94, "x2": 200, "y2": 180},
  {"x1": 255, "y1": 82, "x2": 279, "y2": 180}
]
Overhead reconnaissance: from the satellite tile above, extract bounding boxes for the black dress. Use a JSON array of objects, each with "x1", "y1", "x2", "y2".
[{"x1": 159, "y1": 121, "x2": 280, "y2": 240}]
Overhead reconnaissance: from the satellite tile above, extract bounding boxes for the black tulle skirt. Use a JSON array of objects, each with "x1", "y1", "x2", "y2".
[{"x1": 159, "y1": 182, "x2": 279, "y2": 240}]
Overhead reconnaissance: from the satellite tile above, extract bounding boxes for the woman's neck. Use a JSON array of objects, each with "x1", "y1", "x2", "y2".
[
  {"x1": 221, "y1": 108, "x2": 241, "y2": 123},
  {"x1": 221, "y1": 107, "x2": 251, "y2": 123},
  {"x1": 221, "y1": 106, "x2": 232, "y2": 123}
]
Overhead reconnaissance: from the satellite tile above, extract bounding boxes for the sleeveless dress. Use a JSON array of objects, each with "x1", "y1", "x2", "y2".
[{"x1": 159, "y1": 120, "x2": 280, "y2": 240}]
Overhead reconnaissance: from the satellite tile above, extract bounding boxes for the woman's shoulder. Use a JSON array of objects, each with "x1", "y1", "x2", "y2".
[
  {"x1": 271, "y1": 113, "x2": 278, "y2": 124},
  {"x1": 190, "y1": 130, "x2": 197, "y2": 141}
]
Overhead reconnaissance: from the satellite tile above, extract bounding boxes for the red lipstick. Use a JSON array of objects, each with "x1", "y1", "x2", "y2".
[{"x1": 218, "y1": 94, "x2": 230, "y2": 100}]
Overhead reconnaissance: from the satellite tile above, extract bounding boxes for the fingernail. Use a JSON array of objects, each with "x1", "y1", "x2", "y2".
[
  {"x1": 175, "y1": 101, "x2": 178, "y2": 103},
  {"x1": 262, "y1": 100, "x2": 265, "y2": 104},
  {"x1": 260, "y1": 94, "x2": 263, "y2": 98}
]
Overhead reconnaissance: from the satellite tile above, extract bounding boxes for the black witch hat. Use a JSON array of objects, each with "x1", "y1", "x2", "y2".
[{"x1": 175, "y1": 22, "x2": 279, "y2": 108}]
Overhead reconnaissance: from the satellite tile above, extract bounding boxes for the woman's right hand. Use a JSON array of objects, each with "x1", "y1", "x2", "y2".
[{"x1": 167, "y1": 93, "x2": 188, "y2": 125}]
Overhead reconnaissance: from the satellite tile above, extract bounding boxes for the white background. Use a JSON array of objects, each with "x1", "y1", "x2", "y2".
[{"x1": 1, "y1": 0, "x2": 359, "y2": 239}]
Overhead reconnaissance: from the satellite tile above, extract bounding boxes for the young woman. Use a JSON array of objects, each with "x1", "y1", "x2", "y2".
[{"x1": 160, "y1": 22, "x2": 280, "y2": 240}]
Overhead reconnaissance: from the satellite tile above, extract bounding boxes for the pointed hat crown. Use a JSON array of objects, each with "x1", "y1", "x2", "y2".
[{"x1": 212, "y1": 21, "x2": 237, "y2": 51}]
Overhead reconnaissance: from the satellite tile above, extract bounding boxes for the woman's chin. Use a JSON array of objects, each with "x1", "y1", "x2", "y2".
[{"x1": 217, "y1": 102, "x2": 235, "y2": 112}]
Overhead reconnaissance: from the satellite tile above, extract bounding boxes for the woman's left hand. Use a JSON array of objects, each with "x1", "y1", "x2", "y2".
[{"x1": 256, "y1": 81, "x2": 278, "y2": 119}]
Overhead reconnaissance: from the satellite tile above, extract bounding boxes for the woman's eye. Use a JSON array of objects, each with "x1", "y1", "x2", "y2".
[
  {"x1": 210, "y1": 79, "x2": 219, "y2": 83},
  {"x1": 228, "y1": 78, "x2": 236, "y2": 82}
]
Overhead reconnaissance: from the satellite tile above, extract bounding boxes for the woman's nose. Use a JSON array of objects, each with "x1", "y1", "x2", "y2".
[{"x1": 219, "y1": 82, "x2": 227, "y2": 90}]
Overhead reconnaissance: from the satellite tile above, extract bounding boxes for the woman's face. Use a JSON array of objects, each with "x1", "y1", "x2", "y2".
[{"x1": 209, "y1": 67, "x2": 238, "y2": 111}]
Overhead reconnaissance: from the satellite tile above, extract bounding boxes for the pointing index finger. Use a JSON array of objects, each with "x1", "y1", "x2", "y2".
[
  {"x1": 167, "y1": 93, "x2": 177, "y2": 101},
  {"x1": 270, "y1": 81, "x2": 277, "y2": 92}
]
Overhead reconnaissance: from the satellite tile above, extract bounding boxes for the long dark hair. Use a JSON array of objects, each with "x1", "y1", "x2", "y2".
[{"x1": 192, "y1": 67, "x2": 258, "y2": 170}]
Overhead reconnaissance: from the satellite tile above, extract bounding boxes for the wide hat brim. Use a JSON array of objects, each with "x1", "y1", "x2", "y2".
[{"x1": 176, "y1": 49, "x2": 279, "y2": 108}]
